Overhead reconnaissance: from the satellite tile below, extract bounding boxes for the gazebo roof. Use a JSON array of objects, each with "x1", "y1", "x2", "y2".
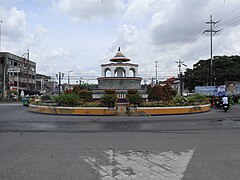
[{"x1": 109, "y1": 47, "x2": 130, "y2": 62}]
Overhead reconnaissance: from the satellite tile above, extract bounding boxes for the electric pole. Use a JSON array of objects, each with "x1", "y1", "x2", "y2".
[
  {"x1": 154, "y1": 61, "x2": 159, "y2": 84},
  {"x1": 56, "y1": 72, "x2": 64, "y2": 95},
  {"x1": 176, "y1": 60, "x2": 187, "y2": 96},
  {"x1": 204, "y1": 15, "x2": 220, "y2": 86}
]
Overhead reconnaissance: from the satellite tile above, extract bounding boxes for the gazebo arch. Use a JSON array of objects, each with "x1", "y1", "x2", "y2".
[
  {"x1": 114, "y1": 67, "x2": 126, "y2": 77},
  {"x1": 104, "y1": 68, "x2": 112, "y2": 77},
  {"x1": 129, "y1": 68, "x2": 136, "y2": 77}
]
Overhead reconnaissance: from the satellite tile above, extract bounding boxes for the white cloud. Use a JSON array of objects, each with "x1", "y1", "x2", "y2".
[
  {"x1": 105, "y1": 0, "x2": 240, "y2": 80},
  {"x1": 0, "y1": 7, "x2": 27, "y2": 39},
  {"x1": 54, "y1": 0, "x2": 125, "y2": 21},
  {"x1": 1, "y1": 0, "x2": 240, "y2": 82}
]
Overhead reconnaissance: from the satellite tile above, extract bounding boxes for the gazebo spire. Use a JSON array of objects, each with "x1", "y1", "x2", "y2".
[{"x1": 110, "y1": 47, "x2": 130, "y2": 62}]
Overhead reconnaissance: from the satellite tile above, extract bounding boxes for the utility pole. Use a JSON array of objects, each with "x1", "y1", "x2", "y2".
[
  {"x1": 56, "y1": 72, "x2": 64, "y2": 95},
  {"x1": 68, "y1": 70, "x2": 73, "y2": 84},
  {"x1": 175, "y1": 60, "x2": 187, "y2": 96},
  {"x1": 22, "y1": 49, "x2": 30, "y2": 91},
  {"x1": 154, "y1": 61, "x2": 159, "y2": 84},
  {"x1": 27, "y1": 49, "x2": 30, "y2": 91},
  {"x1": 204, "y1": 15, "x2": 220, "y2": 86}
]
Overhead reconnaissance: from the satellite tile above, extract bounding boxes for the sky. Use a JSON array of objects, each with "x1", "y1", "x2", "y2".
[{"x1": 1, "y1": 0, "x2": 240, "y2": 84}]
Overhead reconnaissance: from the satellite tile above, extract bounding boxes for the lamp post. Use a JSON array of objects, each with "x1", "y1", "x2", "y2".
[
  {"x1": 68, "y1": 70, "x2": 73, "y2": 84},
  {"x1": 0, "y1": 20, "x2": 3, "y2": 52}
]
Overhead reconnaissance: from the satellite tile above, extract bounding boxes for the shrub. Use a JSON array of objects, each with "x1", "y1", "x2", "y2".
[
  {"x1": 172, "y1": 95, "x2": 188, "y2": 105},
  {"x1": 127, "y1": 89, "x2": 138, "y2": 95},
  {"x1": 187, "y1": 94, "x2": 209, "y2": 105},
  {"x1": 54, "y1": 93, "x2": 81, "y2": 107},
  {"x1": 41, "y1": 95, "x2": 52, "y2": 102},
  {"x1": 100, "y1": 94, "x2": 117, "y2": 107},
  {"x1": 148, "y1": 85, "x2": 176, "y2": 102},
  {"x1": 64, "y1": 89, "x2": 73, "y2": 94},
  {"x1": 79, "y1": 90, "x2": 92, "y2": 102},
  {"x1": 127, "y1": 94, "x2": 142, "y2": 106},
  {"x1": 73, "y1": 86, "x2": 81, "y2": 94}
]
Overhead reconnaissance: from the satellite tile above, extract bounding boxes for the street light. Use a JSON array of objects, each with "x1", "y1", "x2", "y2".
[{"x1": 68, "y1": 70, "x2": 73, "y2": 84}]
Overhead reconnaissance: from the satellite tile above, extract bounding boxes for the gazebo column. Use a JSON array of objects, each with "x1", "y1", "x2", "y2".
[
  {"x1": 125, "y1": 67, "x2": 130, "y2": 77},
  {"x1": 110, "y1": 67, "x2": 115, "y2": 77}
]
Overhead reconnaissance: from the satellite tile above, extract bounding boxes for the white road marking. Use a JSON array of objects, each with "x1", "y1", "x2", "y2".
[{"x1": 82, "y1": 149, "x2": 195, "y2": 180}]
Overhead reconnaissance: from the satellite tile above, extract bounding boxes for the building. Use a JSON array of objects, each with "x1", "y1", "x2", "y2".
[
  {"x1": 93, "y1": 47, "x2": 147, "y2": 99},
  {"x1": 36, "y1": 74, "x2": 55, "y2": 95},
  {"x1": 0, "y1": 52, "x2": 36, "y2": 99}
]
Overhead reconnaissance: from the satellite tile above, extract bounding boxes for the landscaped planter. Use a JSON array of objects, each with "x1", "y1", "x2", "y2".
[
  {"x1": 29, "y1": 104, "x2": 211, "y2": 116},
  {"x1": 129, "y1": 104, "x2": 211, "y2": 116},
  {"x1": 29, "y1": 104, "x2": 115, "y2": 116}
]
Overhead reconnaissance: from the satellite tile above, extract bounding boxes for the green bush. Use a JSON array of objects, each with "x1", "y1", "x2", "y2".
[
  {"x1": 41, "y1": 95, "x2": 52, "y2": 102},
  {"x1": 54, "y1": 93, "x2": 81, "y2": 107},
  {"x1": 187, "y1": 94, "x2": 209, "y2": 105},
  {"x1": 172, "y1": 95, "x2": 188, "y2": 105},
  {"x1": 127, "y1": 89, "x2": 138, "y2": 95},
  {"x1": 127, "y1": 94, "x2": 142, "y2": 105},
  {"x1": 79, "y1": 90, "x2": 92, "y2": 102},
  {"x1": 100, "y1": 94, "x2": 117, "y2": 107}
]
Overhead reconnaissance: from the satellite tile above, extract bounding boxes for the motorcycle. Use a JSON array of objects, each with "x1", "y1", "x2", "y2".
[{"x1": 223, "y1": 104, "x2": 229, "y2": 112}]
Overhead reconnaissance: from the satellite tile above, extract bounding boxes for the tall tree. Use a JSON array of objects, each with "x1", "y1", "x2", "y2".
[{"x1": 183, "y1": 55, "x2": 240, "y2": 91}]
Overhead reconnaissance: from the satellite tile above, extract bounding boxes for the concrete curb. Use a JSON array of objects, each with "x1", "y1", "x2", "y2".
[{"x1": 29, "y1": 104, "x2": 211, "y2": 116}]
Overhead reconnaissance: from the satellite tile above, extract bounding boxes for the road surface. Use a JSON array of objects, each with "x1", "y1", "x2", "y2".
[{"x1": 0, "y1": 104, "x2": 239, "y2": 180}]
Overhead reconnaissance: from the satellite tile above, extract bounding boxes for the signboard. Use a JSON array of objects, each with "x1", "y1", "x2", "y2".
[
  {"x1": 226, "y1": 81, "x2": 240, "y2": 95},
  {"x1": 8, "y1": 68, "x2": 20, "y2": 73},
  {"x1": 195, "y1": 86, "x2": 226, "y2": 96}
]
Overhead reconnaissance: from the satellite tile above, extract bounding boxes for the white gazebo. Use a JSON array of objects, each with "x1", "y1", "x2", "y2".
[{"x1": 93, "y1": 47, "x2": 147, "y2": 99}]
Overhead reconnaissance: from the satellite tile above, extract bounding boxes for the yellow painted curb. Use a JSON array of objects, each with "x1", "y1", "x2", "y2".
[
  {"x1": 29, "y1": 104, "x2": 210, "y2": 116},
  {"x1": 29, "y1": 105, "x2": 115, "y2": 116},
  {"x1": 131, "y1": 104, "x2": 211, "y2": 115}
]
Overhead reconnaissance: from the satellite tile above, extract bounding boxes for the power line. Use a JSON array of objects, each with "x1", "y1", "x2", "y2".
[{"x1": 219, "y1": 4, "x2": 240, "y2": 22}]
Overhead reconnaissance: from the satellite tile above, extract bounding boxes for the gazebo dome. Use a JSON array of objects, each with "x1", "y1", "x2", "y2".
[{"x1": 110, "y1": 47, "x2": 130, "y2": 62}]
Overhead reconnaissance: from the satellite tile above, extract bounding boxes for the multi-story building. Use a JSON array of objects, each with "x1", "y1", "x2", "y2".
[
  {"x1": 36, "y1": 74, "x2": 55, "y2": 95},
  {"x1": 0, "y1": 52, "x2": 36, "y2": 99}
]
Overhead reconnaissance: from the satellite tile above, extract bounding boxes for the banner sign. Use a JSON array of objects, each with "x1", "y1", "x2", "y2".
[
  {"x1": 226, "y1": 81, "x2": 240, "y2": 95},
  {"x1": 195, "y1": 86, "x2": 226, "y2": 96}
]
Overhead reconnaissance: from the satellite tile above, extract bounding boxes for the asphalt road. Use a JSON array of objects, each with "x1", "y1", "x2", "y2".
[{"x1": 0, "y1": 104, "x2": 240, "y2": 180}]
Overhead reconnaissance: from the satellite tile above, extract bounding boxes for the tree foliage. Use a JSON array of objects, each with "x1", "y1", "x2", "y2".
[
  {"x1": 184, "y1": 55, "x2": 240, "y2": 91},
  {"x1": 148, "y1": 84, "x2": 177, "y2": 102}
]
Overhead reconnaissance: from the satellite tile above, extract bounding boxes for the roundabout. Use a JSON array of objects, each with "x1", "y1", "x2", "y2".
[{"x1": 29, "y1": 103, "x2": 211, "y2": 116}]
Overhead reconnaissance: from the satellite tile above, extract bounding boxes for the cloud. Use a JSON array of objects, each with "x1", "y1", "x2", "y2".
[
  {"x1": 54, "y1": 0, "x2": 125, "y2": 21},
  {"x1": 104, "y1": 0, "x2": 240, "y2": 81},
  {"x1": 0, "y1": 7, "x2": 27, "y2": 39},
  {"x1": 24, "y1": 25, "x2": 48, "y2": 49}
]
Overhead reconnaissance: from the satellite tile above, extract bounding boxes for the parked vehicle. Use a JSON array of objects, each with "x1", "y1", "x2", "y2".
[{"x1": 22, "y1": 95, "x2": 37, "y2": 106}]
